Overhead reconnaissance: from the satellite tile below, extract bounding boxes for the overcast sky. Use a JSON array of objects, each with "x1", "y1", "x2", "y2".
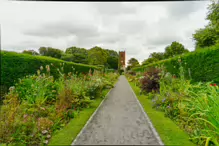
[{"x1": 0, "y1": 0, "x2": 211, "y2": 64}]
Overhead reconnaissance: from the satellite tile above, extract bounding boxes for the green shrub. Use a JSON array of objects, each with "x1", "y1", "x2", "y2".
[
  {"x1": 118, "y1": 69, "x2": 124, "y2": 75},
  {"x1": 0, "y1": 66, "x2": 118, "y2": 145},
  {"x1": 133, "y1": 44, "x2": 219, "y2": 83},
  {"x1": 1, "y1": 51, "x2": 100, "y2": 92},
  {"x1": 148, "y1": 64, "x2": 219, "y2": 146}
]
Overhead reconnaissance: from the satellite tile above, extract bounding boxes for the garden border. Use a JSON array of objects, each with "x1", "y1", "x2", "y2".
[
  {"x1": 127, "y1": 78, "x2": 164, "y2": 145},
  {"x1": 71, "y1": 82, "x2": 116, "y2": 145}
]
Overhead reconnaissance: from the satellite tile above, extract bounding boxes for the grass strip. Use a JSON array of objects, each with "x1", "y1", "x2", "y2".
[
  {"x1": 48, "y1": 88, "x2": 112, "y2": 145},
  {"x1": 129, "y1": 82, "x2": 196, "y2": 146}
]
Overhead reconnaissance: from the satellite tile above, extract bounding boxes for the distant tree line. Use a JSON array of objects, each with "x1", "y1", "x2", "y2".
[{"x1": 22, "y1": 46, "x2": 119, "y2": 70}]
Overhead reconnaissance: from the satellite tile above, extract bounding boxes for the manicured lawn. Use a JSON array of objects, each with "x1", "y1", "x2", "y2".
[
  {"x1": 48, "y1": 89, "x2": 111, "y2": 145},
  {"x1": 129, "y1": 82, "x2": 196, "y2": 146}
]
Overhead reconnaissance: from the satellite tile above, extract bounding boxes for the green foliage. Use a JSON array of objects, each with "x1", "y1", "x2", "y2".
[
  {"x1": 149, "y1": 52, "x2": 165, "y2": 60},
  {"x1": 64, "y1": 47, "x2": 89, "y2": 64},
  {"x1": 105, "y1": 49, "x2": 119, "y2": 70},
  {"x1": 193, "y1": 1, "x2": 219, "y2": 49},
  {"x1": 142, "y1": 57, "x2": 159, "y2": 66},
  {"x1": 129, "y1": 82, "x2": 196, "y2": 146},
  {"x1": 129, "y1": 62, "x2": 219, "y2": 145},
  {"x1": 88, "y1": 46, "x2": 109, "y2": 66},
  {"x1": 127, "y1": 58, "x2": 140, "y2": 70},
  {"x1": 164, "y1": 41, "x2": 189, "y2": 58},
  {"x1": 133, "y1": 44, "x2": 219, "y2": 83},
  {"x1": 193, "y1": 26, "x2": 218, "y2": 49},
  {"x1": 152, "y1": 66, "x2": 219, "y2": 146},
  {"x1": 22, "y1": 50, "x2": 39, "y2": 56},
  {"x1": 142, "y1": 42, "x2": 189, "y2": 66},
  {"x1": 0, "y1": 65, "x2": 119, "y2": 145},
  {"x1": 39, "y1": 47, "x2": 63, "y2": 59},
  {"x1": 1, "y1": 51, "x2": 100, "y2": 92}
]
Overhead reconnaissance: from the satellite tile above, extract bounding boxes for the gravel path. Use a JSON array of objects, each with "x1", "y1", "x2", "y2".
[{"x1": 72, "y1": 75, "x2": 163, "y2": 145}]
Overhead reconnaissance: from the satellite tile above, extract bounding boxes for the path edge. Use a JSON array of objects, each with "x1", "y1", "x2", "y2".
[
  {"x1": 126, "y1": 77, "x2": 164, "y2": 145},
  {"x1": 71, "y1": 82, "x2": 117, "y2": 145}
]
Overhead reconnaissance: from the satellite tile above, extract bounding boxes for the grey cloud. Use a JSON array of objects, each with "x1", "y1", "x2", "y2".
[
  {"x1": 76, "y1": 32, "x2": 126, "y2": 48},
  {"x1": 118, "y1": 20, "x2": 146, "y2": 34},
  {"x1": 93, "y1": 2, "x2": 137, "y2": 16},
  {"x1": 23, "y1": 20, "x2": 100, "y2": 38},
  {"x1": 166, "y1": 1, "x2": 209, "y2": 18},
  {"x1": 148, "y1": 35, "x2": 183, "y2": 46}
]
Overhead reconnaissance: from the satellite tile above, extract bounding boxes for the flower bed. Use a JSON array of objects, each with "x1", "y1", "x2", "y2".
[
  {"x1": 127, "y1": 63, "x2": 219, "y2": 146},
  {"x1": 0, "y1": 64, "x2": 119, "y2": 145}
]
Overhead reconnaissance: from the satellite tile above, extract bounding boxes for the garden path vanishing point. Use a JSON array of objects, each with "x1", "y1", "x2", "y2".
[{"x1": 72, "y1": 75, "x2": 164, "y2": 145}]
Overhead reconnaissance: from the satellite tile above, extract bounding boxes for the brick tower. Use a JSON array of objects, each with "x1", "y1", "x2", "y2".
[{"x1": 118, "y1": 51, "x2": 125, "y2": 70}]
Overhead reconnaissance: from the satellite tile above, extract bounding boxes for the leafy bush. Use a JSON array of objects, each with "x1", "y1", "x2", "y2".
[
  {"x1": 1, "y1": 51, "x2": 100, "y2": 94},
  {"x1": 140, "y1": 67, "x2": 161, "y2": 93},
  {"x1": 128, "y1": 70, "x2": 136, "y2": 76},
  {"x1": 133, "y1": 44, "x2": 219, "y2": 83},
  {"x1": 119, "y1": 69, "x2": 124, "y2": 75},
  {"x1": 146, "y1": 63, "x2": 219, "y2": 146},
  {"x1": 0, "y1": 64, "x2": 119, "y2": 145}
]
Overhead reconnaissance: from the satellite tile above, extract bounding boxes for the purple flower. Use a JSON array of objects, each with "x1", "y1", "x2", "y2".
[
  {"x1": 167, "y1": 105, "x2": 170, "y2": 109},
  {"x1": 162, "y1": 98, "x2": 166, "y2": 103}
]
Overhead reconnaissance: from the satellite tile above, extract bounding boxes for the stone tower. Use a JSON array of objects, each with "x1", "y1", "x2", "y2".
[{"x1": 119, "y1": 51, "x2": 125, "y2": 70}]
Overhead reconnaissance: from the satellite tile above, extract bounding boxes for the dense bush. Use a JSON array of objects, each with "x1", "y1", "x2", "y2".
[
  {"x1": 127, "y1": 70, "x2": 136, "y2": 76},
  {"x1": 129, "y1": 62, "x2": 219, "y2": 146},
  {"x1": 139, "y1": 68, "x2": 161, "y2": 93},
  {"x1": 133, "y1": 44, "x2": 219, "y2": 83},
  {"x1": 0, "y1": 64, "x2": 119, "y2": 145},
  {"x1": 119, "y1": 69, "x2": 124, "y2": 75},
  {"x1": 1, "y1": 51, "x2": 100, "y2": 93}
]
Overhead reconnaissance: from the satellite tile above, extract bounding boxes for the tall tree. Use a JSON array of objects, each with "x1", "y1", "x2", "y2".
[
  {"x1": 142, "y1": 57, "x2": 159, "y2": 66},
  {"x1": 105, "y1": 49, "x2": 119, "y2": 69},
  {"x1": 39, "y1": 47, "x2": 63, "y2": 59},
  {"x1": 64, "y1": 46, "x2": 88, "y2": 64},
  {"x1": 88, "y1": 46, "x2": 109, "y2": 66},
  {"x1": 22, "y1": 50, "x2": 39, "y2": 55},
  {"x1": 164, "y1": 41, "x2": 189, "y2": 58},
  {"x1": 149, "y1": 52, "x2": 165, "y2": 60},
  {"x1": 193, "y1": 27, "x2": 218, "y2": 49},
  {"x1": 127, "y1": 58, "x2": 140, "y2": 70},
  {"x1": 193, "y1": 0, "x2": 219, "y2": 50}
]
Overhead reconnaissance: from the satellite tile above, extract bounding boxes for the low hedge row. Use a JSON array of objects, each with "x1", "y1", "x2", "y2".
[
  {"x1": 1, "y1": 51, "x2": 100, "y2": 91},
  {"x1": 133, "y1": 44, "x2": 219, "y2": 83}
]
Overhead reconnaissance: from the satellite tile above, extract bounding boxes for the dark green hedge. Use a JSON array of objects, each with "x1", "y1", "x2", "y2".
[
  {"x1": 1, "y1": 51, "x2": 100, "y2": 90},
  {"x1": 133, "y1": 45, "x2": 219, "y2": 83}
]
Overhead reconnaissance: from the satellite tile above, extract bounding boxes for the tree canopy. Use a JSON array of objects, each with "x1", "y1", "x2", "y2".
[
  {"x1": 22, "y1": 50, "x2": 39, "y2": 56},
  {"x1": 39, "y1": 47, "x2": 63, "y2": 59},
  {"x1": 127, "y1": 58, "x2": 140, "y2": 70},
  {"x1": 193, "y1": 1, "x2": 219, "y2": 50},
  {"x1": 164, "y1": 41, "x2": 189, "y2": 58}
]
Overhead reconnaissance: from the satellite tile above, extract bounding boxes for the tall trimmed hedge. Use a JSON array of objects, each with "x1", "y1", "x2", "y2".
[
  {"x1": 1, "y1": 51, "x2": 100, "y2": 90},
  {"x1": 133, "y1": 45, "x2": 219, "y2": 83}
]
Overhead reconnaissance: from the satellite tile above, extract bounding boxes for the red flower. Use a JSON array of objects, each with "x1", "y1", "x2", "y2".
[
  {"x1": 210, "y1": 84, "x2": 213, "y2": 86},
  {"x1": 213, "y1": 83, "x2": 217, "y2": 86}
]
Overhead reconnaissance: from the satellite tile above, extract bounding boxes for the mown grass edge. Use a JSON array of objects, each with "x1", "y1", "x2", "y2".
[
  {"x1": 128, "y1": 81, "x2": 196, "y2": 146},
  {"x1": 48, "y1": 81, "x2": 117, "y2": 145}
]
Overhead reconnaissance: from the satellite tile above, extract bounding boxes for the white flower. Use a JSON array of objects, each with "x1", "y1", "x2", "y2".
[
  {"x1": 44, "y1": 140, "x2": 49, "y2": 144},
  {"x1": 42, "y1": 130, "x2": 48, "y2": 134}
]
